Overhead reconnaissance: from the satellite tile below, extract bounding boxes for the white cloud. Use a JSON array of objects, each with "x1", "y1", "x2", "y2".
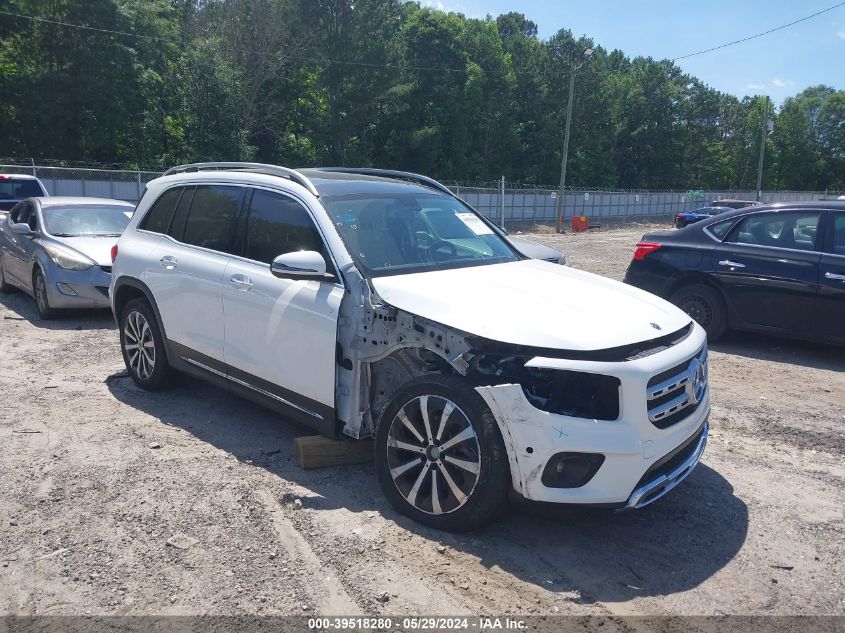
[
  {"x1": 772, "y1": 78, "x2": 795, "y2": 88},
  {"x1": 747, "y1": 83, "x2": 765, "y2": 90},
  {"x1": 837, "y1": 30, "x2": 845, "y2": 40},
  {"x1": 420, "y1": 0, "x2": 464, "y2": 12},
  {"x1": 419, "y1": 0, "x2": 483, "y2": 18}
]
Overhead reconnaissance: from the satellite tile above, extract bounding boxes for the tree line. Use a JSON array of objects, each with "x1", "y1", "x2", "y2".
[{"x1": 0, "y1": 0, "x2": 842, "y2": 191}]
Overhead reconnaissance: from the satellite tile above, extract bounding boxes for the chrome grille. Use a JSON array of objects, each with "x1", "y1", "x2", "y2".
[{"x1": 646, "y1": 347, "x2": 708, "y2": 428}]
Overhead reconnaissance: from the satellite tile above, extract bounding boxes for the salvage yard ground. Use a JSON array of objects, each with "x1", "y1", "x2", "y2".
[{"x1": 1, "y1": 223, "x2": 843, "y2": 617}]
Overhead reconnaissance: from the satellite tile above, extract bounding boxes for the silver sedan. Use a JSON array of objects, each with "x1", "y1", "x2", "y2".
[{"x1": 0, "y1": 197, "x2": 134, "y2": 319}]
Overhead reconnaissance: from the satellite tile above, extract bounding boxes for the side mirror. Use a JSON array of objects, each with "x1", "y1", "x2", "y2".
[
  {"x1": 11, "y1": 222, "x2": 33, "y2": 236},
  {"x1": 271, "y1": 250, "x2": 327, "y2": 279}
]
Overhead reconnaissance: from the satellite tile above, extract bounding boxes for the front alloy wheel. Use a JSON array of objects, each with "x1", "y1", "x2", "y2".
[
  {"x1": 375, "y1": 375, "x2": 510, "y2": 532},
  {"x1": 386, "y1": 394, "x2": 482, "y2": 515}
]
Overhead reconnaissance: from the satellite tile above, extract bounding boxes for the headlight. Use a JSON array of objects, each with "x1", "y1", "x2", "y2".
[{"x1": 42, "y1": 243, "x2": 95, "y2": 271}]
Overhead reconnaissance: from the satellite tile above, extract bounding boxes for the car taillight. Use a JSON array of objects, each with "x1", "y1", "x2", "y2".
[
  {"x1": 110, "y1": 244, "x2": 118, "y2": 263},
  {"x1": 633, "y1": 242, "x2": 662, "y2": 261}
]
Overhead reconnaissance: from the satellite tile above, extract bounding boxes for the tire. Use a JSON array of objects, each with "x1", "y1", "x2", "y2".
[
  {"x1": 0, "y1": 256, "x2": 14, "y2": 293},
  {"x1": 119, "y1": 297, "x2": 174, "y2": 390},
  {"x1": 670, "y1": 283, "x2": 727, "y2": 341},
  {"x1": 33, "y1": 267, "x2": 59, "y2": 319},
  {"x1": 375, "y1": 374, "x2": 510, "y2": 532}
]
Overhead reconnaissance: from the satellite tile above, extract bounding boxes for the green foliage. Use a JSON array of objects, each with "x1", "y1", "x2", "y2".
[{"x1": 0, "y1": 0, "x2": 842, "y2": 190}]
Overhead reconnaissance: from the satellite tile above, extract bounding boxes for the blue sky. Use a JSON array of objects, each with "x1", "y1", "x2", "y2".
[{"x1": 422, "y1": 0, "x2": 845, "y2": 103}]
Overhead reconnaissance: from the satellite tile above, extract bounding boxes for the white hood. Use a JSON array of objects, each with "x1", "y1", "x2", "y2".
[
  {"x1": 51, "y1": 236, "x2": 117, "y2": 267},
  {"x1": 371, "y1": 259, "x2": 691, "y2": 351}
]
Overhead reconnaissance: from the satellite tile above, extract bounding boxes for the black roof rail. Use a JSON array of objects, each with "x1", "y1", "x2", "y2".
[
  {"x1": 162, "y1": 162, "x2": 319, "y2": 197},
  {"x1": 315, "y1": 167, "x2": 453, "y2": 196}
]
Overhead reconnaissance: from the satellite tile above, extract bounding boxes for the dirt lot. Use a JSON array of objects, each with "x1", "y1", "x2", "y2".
[{"x1": 1, "y1": 223, "x2": 843, "y2": 619}]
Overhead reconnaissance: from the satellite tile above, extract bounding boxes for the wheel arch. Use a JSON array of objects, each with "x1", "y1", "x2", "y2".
[
  {"x1": 112, "y1": 277, "x2": 170, "y2": 345},
  {"x1": 367, "y1": 346, "x2": 455, "y2": 433},
  {"x1": 667, "y1": 271, "x2": 728, "y2": 307}
]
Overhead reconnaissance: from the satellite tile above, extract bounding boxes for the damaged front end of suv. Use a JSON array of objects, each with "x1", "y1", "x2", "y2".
[{"x1": 335, "y1": 263, "x2": 709, "y2": 519}]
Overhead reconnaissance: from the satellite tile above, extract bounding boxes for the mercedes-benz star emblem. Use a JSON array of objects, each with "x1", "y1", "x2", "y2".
[{"x1": 686, "y1": 357, "x2": 708, "y2": 405}]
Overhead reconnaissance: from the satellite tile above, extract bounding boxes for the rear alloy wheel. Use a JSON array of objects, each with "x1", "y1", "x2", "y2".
[
  {"x1": 120, "y1": 298, "x2": 173, "y2": 390},
  {"x1": 375, "y1": 375, "x2": 510, "y2": 532},
  {"x1": 671, "y1": 283, "x2": 726, "y2": 341},
  {"x1": 33, "y1": 268, "x2": 58, "y2": 319}
]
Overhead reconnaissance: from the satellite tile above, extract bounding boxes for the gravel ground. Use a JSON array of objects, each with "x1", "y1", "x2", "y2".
[{"x1": 1, "y1": 223, "x2": 843, "y2": 618}]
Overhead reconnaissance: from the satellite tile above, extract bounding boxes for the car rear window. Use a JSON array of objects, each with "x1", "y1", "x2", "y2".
[{"x1": 0, "y1": 178, "x2": 43, "y2": 200}]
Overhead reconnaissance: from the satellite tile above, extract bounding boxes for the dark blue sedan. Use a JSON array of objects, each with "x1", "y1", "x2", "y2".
[
  {"x1": 674, "y1": 206, "x2": 733, "y2": 228},
  {"x1": 625, "y1": 201, "x2": 845, "y2": 344}
]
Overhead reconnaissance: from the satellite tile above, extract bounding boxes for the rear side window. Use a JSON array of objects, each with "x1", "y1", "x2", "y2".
[
  {"x1": 729, "y1": 212, "x2": 820, "y2": 252},
  {"x1": 182, "y1": 185, "x2": 243, "y2": 254},
  {"x1": 244, "y1": 189, "x2": 326, "y2": 265},
  {"x1": 139, "y1": 187, "x2": 181, "y2": 234}
]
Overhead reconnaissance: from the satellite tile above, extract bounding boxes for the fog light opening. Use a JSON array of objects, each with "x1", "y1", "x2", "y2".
[
  {"x1": 56, "y1": 283, "x2": 78, "y2": 296},
  {"x1": 541, "y1": 452, "x2": 605, "y2": 488}
]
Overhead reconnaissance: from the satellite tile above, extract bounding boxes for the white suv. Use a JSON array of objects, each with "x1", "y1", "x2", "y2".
[{"x1": 111, "y1": 163, "x2": 709, "y2": 531}]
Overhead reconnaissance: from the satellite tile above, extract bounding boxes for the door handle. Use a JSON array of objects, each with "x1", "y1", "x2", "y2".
[
  {"x1": 159, "y1": 256, "x2": 178, "y2": 270},
  {"x1": 825, "y1": 272, "x2": 845, "y2": 282},
  {"x1": 230, "y1": 274, "x2": 253, "y2": 291},
  {"x1": 718, "y1": 260, "x2": 745, "y2": 269}
]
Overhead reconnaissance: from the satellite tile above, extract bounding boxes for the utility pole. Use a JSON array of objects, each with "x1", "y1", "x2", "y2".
[
  {"x1": 500, "y1": 175, "x2": 505, "y2": 230},
  {"x1": 756, "y1": 96, "x2": 770, "y2": 202},
  {"x1": 555, "y1": 47, "x2": 594, "y2": 233}
]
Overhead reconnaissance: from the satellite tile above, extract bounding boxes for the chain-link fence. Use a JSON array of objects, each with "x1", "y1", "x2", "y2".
[
  {"x1": 0, "y1": 163, "x2": 833, "y2": 228},
  {"x1": 0, "y1": 164, "x2": 162, "y2": 203},
  {"x1": 450, "y1": 183, "x2": 829, "y2": 229}
]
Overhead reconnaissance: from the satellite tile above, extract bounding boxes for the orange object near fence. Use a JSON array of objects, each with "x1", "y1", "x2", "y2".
[{"x1": 571, "y1": 215, "x2": 589, "y2": 232}]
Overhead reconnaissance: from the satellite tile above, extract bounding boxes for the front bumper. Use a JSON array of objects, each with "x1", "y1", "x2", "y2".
[
  {"x1": 475, "y1": 322, "x2": 710, "y2": 506},
  {"x1": 45, "y1": 266, "x2": 112, "y2": 309}
]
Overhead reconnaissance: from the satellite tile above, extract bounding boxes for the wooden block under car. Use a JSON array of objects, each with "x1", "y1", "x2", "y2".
[{"x1": 295, "y1": 435, "x2": 374, "y2": 470}]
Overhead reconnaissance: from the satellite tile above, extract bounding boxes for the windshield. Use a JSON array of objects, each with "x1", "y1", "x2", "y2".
[
  {"x1": 323, "y1": 193, "x2": 518, "y2": 276},
  {"x1": 0, "y1": 178, "x2": 43, "y2": 200},
  {"x1": 43, "y1": 205, "x2": 132, "y2": 237}
]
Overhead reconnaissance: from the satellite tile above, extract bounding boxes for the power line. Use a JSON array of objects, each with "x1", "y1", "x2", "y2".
[
  {"x1": 0, "y1": 9, "x2": 467, "y2": 74},
  {"x1": 672, "y1": 2, "x2": 845, "y2": 61}
]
